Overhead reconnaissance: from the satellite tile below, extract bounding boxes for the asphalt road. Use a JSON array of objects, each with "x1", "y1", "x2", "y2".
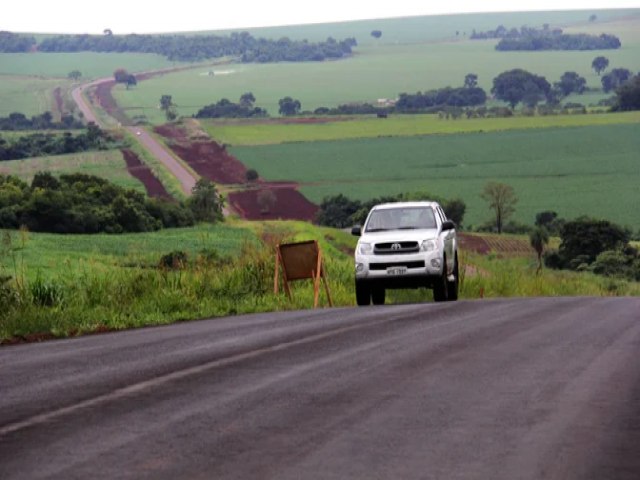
[{"x1": 1, "y1": 297, "x2": 639, "y2": 479}]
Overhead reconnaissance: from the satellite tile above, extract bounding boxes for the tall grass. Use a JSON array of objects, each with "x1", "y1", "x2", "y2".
[{"x1": 1, "y1": 222, "x2": 638, "y2": 343}]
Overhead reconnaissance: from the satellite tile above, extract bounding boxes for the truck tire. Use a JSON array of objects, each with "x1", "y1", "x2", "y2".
[
  {"x1": 371, "y1": 287, "x2": 386, "y2": 305},
  {"x1": 447, "y1": 254, "x2": 459, "y2": 301},
  {"x1": 356, "y1": 281, "x2": 371, "y2": 306},
  {"x1": 433, "y1": 259, "x2": 449, "y2": 302}
]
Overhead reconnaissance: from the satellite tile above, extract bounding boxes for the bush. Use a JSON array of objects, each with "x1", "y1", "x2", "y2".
[{"x1": 159, "y1": 251, "x2": 188, "y2": 270}]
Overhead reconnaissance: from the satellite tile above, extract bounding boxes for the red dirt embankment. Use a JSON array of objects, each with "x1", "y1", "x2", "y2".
[
  {"x1": 121, "y1": 149, "x2": 172, "y2": 200},
  {"x1": 153, "y1": 124, "x2": 319, "y2": 221},
  {"x1": 228, "y1": 185, "x2": 318, "y2": 221},
  {"x1": 154, "y1": 124, "x2": 247, "y2": 184}
]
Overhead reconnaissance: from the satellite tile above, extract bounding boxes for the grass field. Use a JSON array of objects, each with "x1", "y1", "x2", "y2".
[
  {"x1": 110, "y1": 12, "x2": 640, "y2": 124},
  {"x1": 0, "y1": 76, "x2": 72, "y2": 117},
  {"x1": 1, "y1": 222, "x2": 256, "y2": 279},
  {"x1": 0, "y1": 150, "x2": 146, "y2": 192},
  {"x1": 201, "y1": 111, "x2": 640, "y2": 145},
  {"x1": 229, "y1": 123, "x2": 640, "y2": 230},
  {"x1": 0, "y1": 52, "x2": 182, "y2": 79}
]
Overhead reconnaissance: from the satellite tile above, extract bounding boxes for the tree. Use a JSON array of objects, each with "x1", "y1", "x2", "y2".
[
  {"x1": 613, "y1": 75, "x2": 640, "y2": 111},
  {"x1": 602, "y1": 68, "x2": 632, "y2": 93},
  {"x1": 491, "y1": 69, "x2": 551, "y2": 108},
  {"x1": 315, "y1": 194, "x2": 362, "y2": 228},
  {"x1": 125, "y1": 74, "x2": 137, "y2": 89},
  {"x1": 558, "y1": 217, "x2": 629, "y2": 266},
  {"x1": 159, "y1": 94, "x2": 177, "y2": 121},
  {"x1": 239, "y1": 92, "x2": 256, "y2": 107},
  {"x1": 464, "y1": 73, "x2": 478, "y2": 89},
  {"x1": 530, "y1": 227, "x2": 550, "y2": 274},
  {"x1": 67, "y1": 70, "x2": 82, "y2": 81},
  {"x1": 187, "y1": 179, "x2": 224, "y2": 222},
  {"x1": 591, "y1": 56, "x2": 609, "y2": 76},
  {"x1": 480, "y1": 182, "x2": 518, "y2": 234},
  {"x1": 371, "y1": 30, "x2": 382, "y2": 39},
  {"x1": 555, "y1": 71, "x2": 587, "y2": 97},
  {"x1": 113, "y1": 68, "x2": 129, "y2": 83},
  {"x1": 245, "y1": 169, "x2": 259, "y2": 182},
  {"x1": 278, "y1": 96, "x2": 301, "y2": 116}
]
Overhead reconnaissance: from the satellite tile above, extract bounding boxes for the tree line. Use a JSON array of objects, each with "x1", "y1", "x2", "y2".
[
  {"x1": 0, "y1": 173, "x2": 225, "y2": 234},
  {"x1": 315, "y1": 193, "x2": 466, "y2": 229},
  {"x1": 0, "y1": 112, "x2": 84, "y2": 131},
  {"x1": 3, "y1": 31, "x2": 356, "y2": 63},
  {"x1": 470, "y1": 25, "x2": 621, "y2": 51},
  {"x1": 0, "y1": 124, "x2": 115, "y2": 161}
]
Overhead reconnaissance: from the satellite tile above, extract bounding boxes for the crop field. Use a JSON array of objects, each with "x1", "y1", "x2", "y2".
[
  {"x1": 0, "y1": 150, "x2": 145, "y2": 192},
  {"x1": 202, "y1": 111, "x2": 640, "y2": 146},
  {"x1": 0, "y1": 76, "x2": 72, "y2": 117},
  {"x1": 0, "y1": 223, "x2": 256, "y2": 279},
  {"x1": 111, "y1": 12, "x2": 640, "y2": 124},
  {"x1": 0, "y1": 52, "x2": 181, "y2": 79},
  {"x1": 229, "y1": 123, "x2": 640, "y2": 230}
]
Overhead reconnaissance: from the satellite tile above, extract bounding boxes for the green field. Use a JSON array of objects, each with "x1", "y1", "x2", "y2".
[
  {"x1": 1, "y1": 223, "x2": 256, "y2": 278},
  {"x1": 202, "y1": 111, "x2": 640, "y2": 146},
  {"x1": 230, "y1": 123, "x2": 640, "y2": 230},
  {"x1": 110, "y1": 12, "x2": 640, "y2": 124},
  {"x1": 0, "y1": 76, "x2": 72, "y2": 117},
  {"x1": 0, "y1": 150, "x2": 146, "y2": 192},
  {"x1": 0, "y1": 52, "x2": 182, "y2": 79}
]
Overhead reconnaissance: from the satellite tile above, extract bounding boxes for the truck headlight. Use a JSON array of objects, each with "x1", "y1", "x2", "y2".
[
  {"x1": 358, "y1": 242, "x2": 373, "y2": 255},
  {"x1": 421, "y1": 239, "x2": 436, "y2": 252}
]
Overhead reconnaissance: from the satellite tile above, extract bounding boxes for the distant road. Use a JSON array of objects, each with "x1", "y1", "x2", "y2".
[
  {"x1": 1, "y1": 297, "x2": 639, "y2": 479},
  {"x1": 71, "y1": 79, "x2": 197, "y2": 195}
]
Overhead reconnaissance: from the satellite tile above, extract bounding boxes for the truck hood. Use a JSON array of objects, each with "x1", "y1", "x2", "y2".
[{"x1": 360, "y1": 229, "x2": 439, "y2": 244}]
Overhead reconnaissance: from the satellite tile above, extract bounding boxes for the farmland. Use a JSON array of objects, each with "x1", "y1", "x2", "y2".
[
  {"x1": 0, "y1": 150, "x2": 146, "y2": 191},
  {"x1": 0, "y1": 222, "x2": 256, "y2": 279},
  {"x1": 202, "y1": 111, "x2": 640, "y2": 146},
  {"x1": 228, "y1": 123, "x2": 640, "y2": 230},
  {"x1": 110, "y1": 11, "x2": 640, "y2": 124}
]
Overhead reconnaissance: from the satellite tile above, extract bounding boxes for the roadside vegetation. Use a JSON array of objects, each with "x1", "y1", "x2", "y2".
[{"x1": 2, "y1": 220, "x2": 639, "y2": 344}]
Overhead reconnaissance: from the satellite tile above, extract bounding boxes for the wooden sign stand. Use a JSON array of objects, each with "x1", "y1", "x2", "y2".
[{"x1": 274, "y1": 240, "x2": 333, "y2": 308}]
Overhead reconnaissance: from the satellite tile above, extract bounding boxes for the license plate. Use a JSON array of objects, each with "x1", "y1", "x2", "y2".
[{"x1": 386, "y1": 267, "x2": 407, "y2": 276}]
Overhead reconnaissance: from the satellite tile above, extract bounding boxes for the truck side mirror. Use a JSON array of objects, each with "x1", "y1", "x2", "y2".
[
  {"x1": 441, "y1": 220, "x2": 456, "y2": 231},
  {"x1": 351, "y1": 226, "x2": 362, "y2": 236}
]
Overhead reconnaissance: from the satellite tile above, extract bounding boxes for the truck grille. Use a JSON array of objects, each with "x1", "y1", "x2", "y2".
[
  {"x1": 374, "y1": 241, "x2": 419, "y2": 255},
  {"x1": 370, "y1": 261, "x2": 425, "y2": 271}
]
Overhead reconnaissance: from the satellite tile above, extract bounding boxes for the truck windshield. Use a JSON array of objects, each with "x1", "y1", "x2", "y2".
[{"x1": 365, "y1": 207, "x2": 437, "y2": 232}]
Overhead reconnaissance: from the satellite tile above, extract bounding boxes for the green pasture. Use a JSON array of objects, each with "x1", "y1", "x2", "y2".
[
  {"x1": 1, "y1": 222, "x2": 255, "y2": 279},
  {"x1": 230, "y1": 123, "x2": 640, "y2": 230},
  {"x1": 0, "y1": 76, "x2": 71, "y2": 117},
  {"x1": 0, "y1": 150, "x2": 145, "y2": 192},
  {"x1": 112, "y1": 13, "x2": 640, "y2": 124},
  {"x1": 0, "y1": 52, "x2": 181, "y2": 79},
  {"x1": 207, "y1": 9, "x2": 637, "y2": 47},
  {"x1": 202, "y1": 111, "x2": 640, "y2": 146}
]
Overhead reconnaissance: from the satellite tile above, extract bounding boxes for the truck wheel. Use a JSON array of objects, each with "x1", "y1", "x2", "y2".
[
  {"x1": 371, "y1": 287, "x2": 386, "y2": 305},
  {"x1": 447, "y1": 255, "x2": 459, "y2": 301},
  {"x1": 355, "y1": 281, "x2": 371, "y2": 306},
  {"x1": 433, "y1": 260, "x2": 449, "y2": 302}
]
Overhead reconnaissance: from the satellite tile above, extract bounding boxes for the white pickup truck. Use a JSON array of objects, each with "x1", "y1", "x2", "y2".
[{"x1": 351, "y1": 201, "x2": 459, "y2": 306}]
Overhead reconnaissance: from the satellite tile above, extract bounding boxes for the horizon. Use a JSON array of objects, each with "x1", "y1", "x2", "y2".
[{"x1": 3, "y1": 1, "x2": 640, "y2": 35}]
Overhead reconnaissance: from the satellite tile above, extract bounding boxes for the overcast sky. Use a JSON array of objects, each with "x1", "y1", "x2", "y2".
[{"x1": 3, "y1": 0, "x2": 639, "y2": 34}]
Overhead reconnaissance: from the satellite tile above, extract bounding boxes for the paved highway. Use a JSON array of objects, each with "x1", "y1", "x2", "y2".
[{"x1": 1, "y1": 297, "x2": 639, "y2": 479}]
